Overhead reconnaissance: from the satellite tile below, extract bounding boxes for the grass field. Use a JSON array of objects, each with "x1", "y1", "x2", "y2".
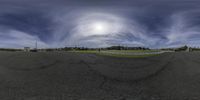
[
  {"x1": 102, "y1": 50, "x2": 160, "y2": 52},
  {"x1": 69, "y1": 50, "x2": 161, "y2": 58}
]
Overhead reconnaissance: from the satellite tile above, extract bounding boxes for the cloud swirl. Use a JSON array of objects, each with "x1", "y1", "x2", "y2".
[{"x1": 0, "y1": 0, "x2": 200, "y2": 48}]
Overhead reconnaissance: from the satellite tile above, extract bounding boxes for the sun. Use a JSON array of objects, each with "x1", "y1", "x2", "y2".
[
  {"x1": 92, "y1": 22, "x2": 107, "y2": 34},
  {"x1": 94, "y1": 23, "x2": 104, "y2": 31}
]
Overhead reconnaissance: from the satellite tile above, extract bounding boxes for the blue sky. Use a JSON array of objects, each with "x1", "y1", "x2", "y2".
[{"x1": 0, "y1": 0, "x2": 200, "y2": 48}]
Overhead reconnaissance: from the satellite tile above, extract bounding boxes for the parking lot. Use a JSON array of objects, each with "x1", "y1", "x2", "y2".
[{"x1": 0, "y1": 51, "x2": 199, "y2": 100}]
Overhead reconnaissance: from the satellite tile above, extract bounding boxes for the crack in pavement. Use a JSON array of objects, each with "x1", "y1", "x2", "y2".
[
  {"x1": 80, "y1": 60, "x2": 109, "y2": 90},
  {"x1": 0, "y1": 60, "x2": 60, "y2": 71},
  {"x1": 79, "y1": 54, "x2": 174, "y2": 93}
]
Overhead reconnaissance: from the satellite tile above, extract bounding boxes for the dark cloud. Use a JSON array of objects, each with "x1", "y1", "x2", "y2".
[
  {"x1": 0, "y1": 12, "x2": 53, "y2": 42},
  {"x1": 0, "y1": 0, "x2": 200, "y2": 48}
]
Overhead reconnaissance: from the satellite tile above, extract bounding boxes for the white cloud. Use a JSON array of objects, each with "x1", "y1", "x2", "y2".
[
  {"x1": 165, "y1": 12, "x2": 200, "y2": 46},
  {"x1": 58, "y1": 12, "x2": 150, "y2": 47},
  {"x1": 0, "y1": 30, "x2": 49, "y2": 48}
]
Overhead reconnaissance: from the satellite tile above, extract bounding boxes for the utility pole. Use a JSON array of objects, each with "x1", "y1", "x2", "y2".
[{"x1": 35, "y1": 40, "x2": 37, "y2": 50}]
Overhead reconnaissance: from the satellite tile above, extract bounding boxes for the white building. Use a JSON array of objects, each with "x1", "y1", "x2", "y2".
[{"x1": 24, "y1": 47, "x2": 30, "y2": 52}]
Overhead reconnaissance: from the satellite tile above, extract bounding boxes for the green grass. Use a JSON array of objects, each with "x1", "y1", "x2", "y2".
[
  {"x1": 97, "y1": 52, "x2": 159, "y2": 58},
  {"x1": 69, "y1": 50, "x2": 161, "y2": 58},
  {"x1": 104, "y1": 50, "x2": 160, "y2": 53},
  {"x1": 69, "y1": 50, "x2": 98, "y2": 54}
]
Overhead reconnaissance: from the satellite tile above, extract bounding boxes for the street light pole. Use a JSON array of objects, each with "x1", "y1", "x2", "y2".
[{"x1": 35, "y1": 40, "x2": 37, "y2": 50}]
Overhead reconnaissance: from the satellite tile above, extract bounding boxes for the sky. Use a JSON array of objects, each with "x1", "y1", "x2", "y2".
[{"x1": 0, "y1": 0, "x2": 200, "y2": 48}]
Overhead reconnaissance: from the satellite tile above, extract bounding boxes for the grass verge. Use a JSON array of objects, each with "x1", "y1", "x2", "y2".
[
  {"x1": 97, "y1": 52, "x2": 160, "y2": 58},
  {"x1": 69, "y1": 50, "x2": 161, "y2": 58}
]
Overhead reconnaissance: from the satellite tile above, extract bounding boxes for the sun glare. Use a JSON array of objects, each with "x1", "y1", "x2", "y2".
[
  {"x1": 94, "y1": 23, "x2": 104, "y2": 31},
  {"x1": 89, "y1": 21, "x2": 111, "y2": 35}
]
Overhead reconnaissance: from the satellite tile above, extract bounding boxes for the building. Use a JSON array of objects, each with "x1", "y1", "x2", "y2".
[{"x1": 24, "y1": 47, "x2": 30, "y2": 52}]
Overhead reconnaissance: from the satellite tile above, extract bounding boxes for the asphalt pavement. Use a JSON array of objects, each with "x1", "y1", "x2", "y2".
[{"x1": 0, "y1": 51, "x2": 199, "y2": 100}]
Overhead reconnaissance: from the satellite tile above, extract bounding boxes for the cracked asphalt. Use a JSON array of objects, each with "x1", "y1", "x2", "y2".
[{"x1": 0, "y1": 51, "x2": 200, "y2": 100}]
